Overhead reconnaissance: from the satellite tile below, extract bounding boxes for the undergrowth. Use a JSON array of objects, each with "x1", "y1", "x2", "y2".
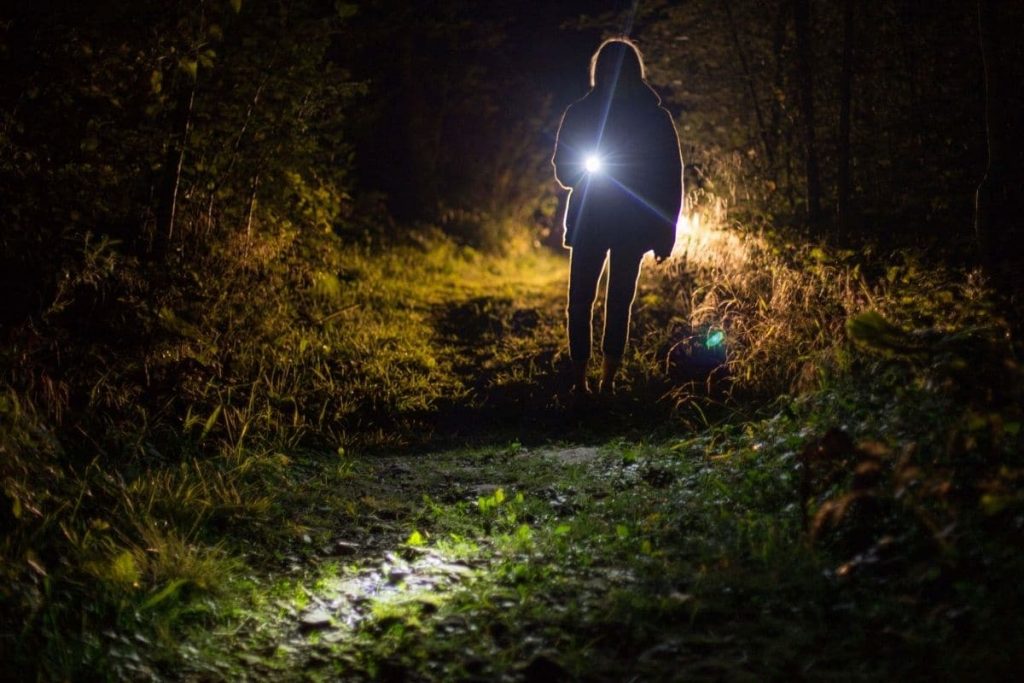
[{"x1": 2, "y1": 190, "x2": 1022, "y2": 678}]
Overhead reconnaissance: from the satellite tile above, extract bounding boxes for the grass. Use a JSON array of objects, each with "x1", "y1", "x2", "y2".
[
  {"x1": 2, "y1": 191, "x2": 1023, "y2": 679},
  {"x1": 181, "y1": 408, "x2": 1021, "y2": 680}
]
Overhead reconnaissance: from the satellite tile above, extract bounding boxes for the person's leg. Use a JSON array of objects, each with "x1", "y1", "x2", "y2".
[
  {"x1": 600, "y1": 248, "x2": 645, "y2": 392},
  {"x1": 567, "y1": 243, "x2": 608, "y2": 392}
]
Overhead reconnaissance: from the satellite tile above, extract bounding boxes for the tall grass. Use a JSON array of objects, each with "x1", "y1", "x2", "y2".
[
  {"x1": 637, "y1": 182, "x2": 1023, "y2": 633},
  {"x1": 2, "y1": 170, "x2": 1016, "y2": 678},
  {"x1": 0, "y1": 219, "x2": 572, "y2": 677},
  {"x1": 657, "y1": 194, "x2": 852, "y2": 394},
  {"x1": 635, "y1": 183, "x2": 1000, "y2": 406}
]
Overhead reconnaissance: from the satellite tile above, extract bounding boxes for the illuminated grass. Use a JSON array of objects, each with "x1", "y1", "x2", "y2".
[
  {"x1": 4, "y1": 212, "x2": 1020, "y2": 679},
  {"x1": 185, "y1": 404, "x2": 1022, "y2": 681}
]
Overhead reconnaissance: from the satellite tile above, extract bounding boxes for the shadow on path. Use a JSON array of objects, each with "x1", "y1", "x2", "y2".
[{"x1": 418, "y1": 290, "x2": 728, "y2": 451}]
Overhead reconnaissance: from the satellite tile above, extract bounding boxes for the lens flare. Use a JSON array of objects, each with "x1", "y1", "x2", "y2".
[
  {"x1": 585, "y1": 154, "x2": 603, "y2": 174},
  {"x1": 706, "y1": 329, "x2": 725, "y2": 348}
]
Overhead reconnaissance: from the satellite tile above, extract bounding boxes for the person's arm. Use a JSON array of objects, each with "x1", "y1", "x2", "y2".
[
  {"x1": 654, "y1": 108, "x2": 684, "y2": 261},
  {"x1": 552, "y1": 106, "x2": 586, "y2": 189}
]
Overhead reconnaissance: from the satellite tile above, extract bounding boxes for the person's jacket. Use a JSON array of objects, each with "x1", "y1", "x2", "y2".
[{"x1": 552, "y1": 84, "x2": 682, "y2": 257}]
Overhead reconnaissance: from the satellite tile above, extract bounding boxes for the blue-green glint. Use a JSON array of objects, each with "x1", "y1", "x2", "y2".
[{"x1": 706, "y1": 329, "x2": 725, "y2": 348}]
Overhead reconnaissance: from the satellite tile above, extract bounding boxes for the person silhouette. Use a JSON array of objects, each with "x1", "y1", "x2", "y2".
[{"x1": 552, "y1": 37, "x2": 683, "y2": 394}]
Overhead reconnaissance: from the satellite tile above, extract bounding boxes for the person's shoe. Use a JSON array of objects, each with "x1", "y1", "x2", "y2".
[
  {"x1": 599, "y1": 356, "x2": 620, "y2": 394},
  {"x1": 571, "y1": 379, "x2": 591, "y2": 395},
  {"x1": 571, "y1": 361, "x2": 590, "y2": 394}
]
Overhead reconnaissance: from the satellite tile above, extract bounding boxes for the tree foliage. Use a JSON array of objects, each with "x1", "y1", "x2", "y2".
[
  {"x1": 0, "y1": 0, "x2": 361, "y2": 325},
  {"x1": 339, "y1": 0, "x2": 557, "y2": 248},
  {"x1": 619, "y1": 0, "x2": 986, "y2": 244}
]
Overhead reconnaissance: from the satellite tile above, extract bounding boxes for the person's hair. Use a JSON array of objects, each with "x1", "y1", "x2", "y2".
[{"x1": 589, "y1": 37, "x2": 647, "y2": 90}]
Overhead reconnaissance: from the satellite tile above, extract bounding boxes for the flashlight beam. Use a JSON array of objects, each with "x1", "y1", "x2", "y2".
[{"x1": 604, "y1": 174, "x2": 678, "y2": 225}]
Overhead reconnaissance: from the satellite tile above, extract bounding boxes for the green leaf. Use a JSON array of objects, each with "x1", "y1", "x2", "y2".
[
  {"x1": 200, "y1": 405, "x2": 222, "y2": 440},
  {"x1": 25, "y1": 550, "x2": 47, "y2": 577},
  {"x1": 312, "y1": 271, "x2": 342, "y2": 301},
  {"x1": 980, "y1": 493, "x2": 1009, "y2": 516},
  {"x1": 198, "y1": 49, "x2": 217, "y2": 69},
  {"x1": 406, "y1": 530, "x2": 425, "y2": 547},
  {"x1": 157, "y1": 307, "x2": 203, "y2": 340},
  {"x1": 965, "y1": 412, "x2": 988, "y2": 432},
  {"x1": 845, "y1": 311, "x2": 917, "y2": 356},
  {"x1": 110, "y1": 551, "x2": 140, "y2": 587},
  {"x1": 179, "y1": 58, "x2": 198, "y2": 79},
  {"x1": 335, "y1": 1, "x2": 358, "y2": 19},
  {"x1": 142, "y1": 578, "x2": 189, "y2": 609}
]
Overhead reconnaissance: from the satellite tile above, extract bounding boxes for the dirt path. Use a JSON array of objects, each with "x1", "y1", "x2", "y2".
[
  {"x1": 176, "y1": 430, "x2": 844, "y2": 682},
  {"x1": 170, "y1": 257, "x2": 754, "y2": 681},
  {"x1": 185, "y1": 445, "x2": 612, "y2": 680},
  {"x1": 129, "y1": 247, "x2": 1013, "y2": 682}
]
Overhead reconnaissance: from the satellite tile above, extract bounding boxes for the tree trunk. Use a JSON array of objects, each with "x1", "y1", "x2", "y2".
[
  {"x1": 975, "y1": 0, "x2": 1024, "y2": 286},
  {"x1": 769, "y1": 2, "x2": 795, "y2": 213},
  {"x1": 155, "y1": 0, "x2": 206, "y2": 255},
  {"x1": 836, "y1": 0, "x2": 854, "y2": 236},
  {"x1": 245, "y1": 173, "x2": 261, "y2": 237},
  {"x1": 723, "y1": 0, "x2": 774, "y2": 169},
  {"x1": 793, "y1": 0, "x2": 822, "y2": 232},
  {"x1": 397, "y1": 32, "x2": 441, "y2": 219},
  {"x1": 155, "y1": 81, "x2": 196, "y2": 254}
]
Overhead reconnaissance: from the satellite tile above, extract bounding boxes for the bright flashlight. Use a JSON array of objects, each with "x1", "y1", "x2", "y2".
[{"x1": 584, "y1": 154, "x2": 603, "y2": 174}]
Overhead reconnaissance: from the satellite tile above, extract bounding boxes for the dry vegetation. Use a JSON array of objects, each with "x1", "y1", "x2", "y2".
[{"x1": 3, "y1": 179, "x2": 1022, "y2": 677}]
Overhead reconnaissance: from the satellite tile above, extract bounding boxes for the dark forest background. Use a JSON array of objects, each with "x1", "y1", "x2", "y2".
[{"x1": 2, "y1": 0, "x2": 1019, "y2": 325}]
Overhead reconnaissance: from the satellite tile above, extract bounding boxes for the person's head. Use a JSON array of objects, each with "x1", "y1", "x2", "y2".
[{"x1": 589, "y1": 37, "x2": 647, "y2": 91}]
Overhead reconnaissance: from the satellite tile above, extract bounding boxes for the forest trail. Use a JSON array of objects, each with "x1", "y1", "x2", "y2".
[
  {"x1": 169, "y1": 252, "x2": 757, "y2": 681},
  {"x1": 154, "y1": 235, "x2": 1022, "y2": 681},
  {"x1": 363, "y1": 246, "x2": 693, "y2": 452},
  {"x1": 10, "y1": 234, "x2": 1019, "y2": 681},
  {"x1": 180, "y1": 439, "x2": 786, "y2": 682}
]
